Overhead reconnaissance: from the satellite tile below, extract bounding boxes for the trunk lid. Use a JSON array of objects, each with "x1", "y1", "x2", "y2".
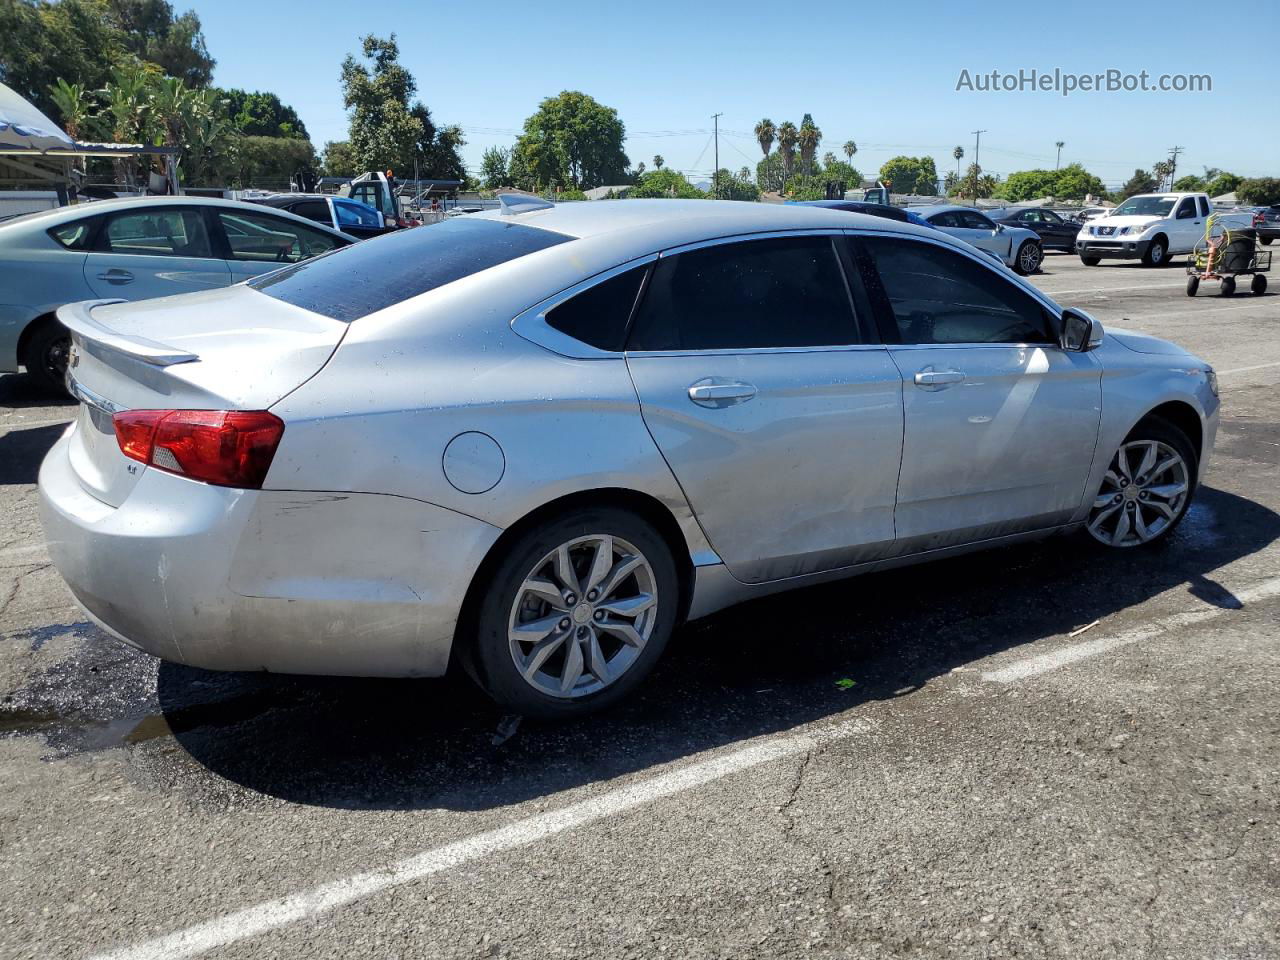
[{"x1": 61, "y1": 285, "x2": 346, "y2": 507}]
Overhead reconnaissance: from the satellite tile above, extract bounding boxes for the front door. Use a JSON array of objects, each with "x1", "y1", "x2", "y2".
[
  {"x1": 83, "y1": 206, "x2": 229, "y2": 299},
  {"x1": 1170, "y1": 196, "x2": 1203, "y2": 254},
  {"x1": 857, "y1": 234, "x2": 1102, "y2": 552},
  {"x1": 625, "y1": 234, "x2": 904, "y2": 583}
]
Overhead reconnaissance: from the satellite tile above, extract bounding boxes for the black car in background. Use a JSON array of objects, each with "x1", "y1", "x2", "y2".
[
  {"x1": 986, "y1": 206, "x2": 1078, "y2": 252},
  {"x1": 1255, "y1": 205, "x2": 1279, "y2": 245},
  {"x1": 249, "y1": 194, "x2": 395, "y2": 241}
]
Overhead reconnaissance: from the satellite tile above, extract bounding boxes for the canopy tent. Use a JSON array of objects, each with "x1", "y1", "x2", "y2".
[{"x1": 0, "y1": 82, "x2": 75, "y2": 154}]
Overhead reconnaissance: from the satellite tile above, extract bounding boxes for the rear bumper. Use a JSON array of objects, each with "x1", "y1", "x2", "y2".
[
  {"x1": 38, "y1": 430, "x2": 502, "y2": 677},
  {"x1": 1076, "y1": 238, "x2": 1152, "y2": 260}
]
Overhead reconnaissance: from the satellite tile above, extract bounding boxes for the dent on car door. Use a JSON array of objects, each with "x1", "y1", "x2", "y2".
[
  {"x1": 624, "y1": 234, "x2": 904, "y2": 583},
  {"x1": 82, "y1": 207, "x2": 230, "y2": 299},
  {"x1": 855, "y1": 235, "x2": 1102, "y2": 553}
]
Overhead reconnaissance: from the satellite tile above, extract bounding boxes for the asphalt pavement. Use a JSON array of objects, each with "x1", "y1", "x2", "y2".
[{"x1": 1, "y1": 250, "x2": 1277, "y2": 960}]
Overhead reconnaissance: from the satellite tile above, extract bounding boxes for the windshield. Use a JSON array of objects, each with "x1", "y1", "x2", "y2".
[
  {"x1": 1113, "y1": 196, "x2": 1177, "y2": 217},
  {"x1": 249, "y1": 217, "x2": 572, "y2": 322}
]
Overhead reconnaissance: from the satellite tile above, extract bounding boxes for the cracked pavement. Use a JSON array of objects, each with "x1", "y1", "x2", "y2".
[{"x1": 1, "y1": 253, "x2": 1278, "y2": 959}]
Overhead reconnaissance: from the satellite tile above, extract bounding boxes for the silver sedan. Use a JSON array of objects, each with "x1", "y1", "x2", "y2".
[{"x1": 39, "y1": 197, "x2": 1219, "y2": 717}]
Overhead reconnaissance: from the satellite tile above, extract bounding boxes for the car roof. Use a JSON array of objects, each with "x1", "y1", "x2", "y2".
[
  {"x1": 0, "y1": 194, "x2": 355, "y2": 239},
  {"x1": 906, "y1": 204, "x2": 990, "y2": 216}
]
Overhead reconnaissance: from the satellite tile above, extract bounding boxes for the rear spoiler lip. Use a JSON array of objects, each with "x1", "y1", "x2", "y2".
[{"x1": 56, "y1": 299, "x2": 200, "y2": 367}]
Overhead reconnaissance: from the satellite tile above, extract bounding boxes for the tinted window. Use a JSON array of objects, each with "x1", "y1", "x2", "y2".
[
  {"x1": 250, "y1": 217, "x2": 571, "y2": 323},
  {"x1": 1198, "y1": 197, "x2": 1211, "y2": 217},
  {"x1": 1175, "y1": 198, "x2": 1197, "y2": 219},
  {"x1": 1042, "y1": 210, "x2": 1064, "y2": 224},
  {"x1": 928, "y1": 212, "x2": 960, "y2": 227},
  {"x1": 291, "y1": 200, "x2": 332, "y2": 226},
  {"x1": 545, "y1": 265, "x2": 648, "y2": 351},
  {"x1": 628, "y1": 235, "x2": 857, "y2": 351},
  {"x1": 49, "y1": 218, "x2": 96, "y2": 250},
  {"x1": 960, "y1": 211, "x2": 996, "y2": 230},
  {"x1": 217, "y1": 209, "x2": 341, "y2": 264},
  {"x1": 99, "y1": 208, "x2": 212, "y2": 258},
  {"x1": 861, "y1": 236, "x2": 1052, "y2": 345},
  {"x1": 334, "y1": 199, "x2": 382, "y2": 229}
]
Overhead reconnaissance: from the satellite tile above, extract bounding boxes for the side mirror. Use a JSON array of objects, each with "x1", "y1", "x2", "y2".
[
  {"x1": 995, "y1": 223, "x2": 1005, "y2": 233},
  {"x1": 1061, "y1": 308, "x2": 1104, "y2": 352}
]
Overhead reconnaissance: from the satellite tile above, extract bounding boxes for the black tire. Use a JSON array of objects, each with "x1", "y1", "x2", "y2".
[
  {"x1": 1086, "y1": 416, "x2": 1198, "y2": 549},
  {"x1": 467, "y1": 506, "x2": 680, "y2": 719},
  {"x1": 1220, "y1": 276, "x2": 1236, "y2": 296},
  {"x1": 1185, "y1": 275, "x2": 1199, "y2": 297},
  {"x1": 1081, "y1": 255, "x2": 1101, "y2": 266},
  {"x1": 1252, "y1": 274, "x2": 1267, "y2": 295},
  {"x1": 1013, "y1": 240, "x2": 1043, "y2": 275},
  {"x1": 1261, "y1": 237, "x2": 1273, "y2": 246},
  {"x1": 1141, "y1": 236, "x2": 1168, "y2": 268},
  {"x1": 21, "y1": 319, "x2": 71, "y2": 393}
]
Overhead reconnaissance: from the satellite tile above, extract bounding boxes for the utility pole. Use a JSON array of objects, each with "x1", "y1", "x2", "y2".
[
  {"x1": 712, "y1": 113, "x2": 723, "y2": 199},
  {"x1": 970, "y1": 129, "x2": 986, "y2": 200},
  {"x1": 1167, "y1": 145, "x2": 1184, "y2": 190}
]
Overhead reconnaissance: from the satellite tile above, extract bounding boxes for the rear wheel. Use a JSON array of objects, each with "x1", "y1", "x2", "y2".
[
  {"x1": 21, "y1": 319, "x2": 71, "y2": 393},
  {"x1": 468, "y1": 507, "x2": 679, "y2": 718},
  {"x1": 1141, "y1": 236, "x2": 1168, "y2": 268},
  {"x1": 1086, "y1": 418, "x2": 1196, "y2": 548},
  {"x1": 1014, "y1": 240, "x2": 1043, "y2": 275},
  {"x1": 1185, "y1": 275, "x2": 1199, "y2": 296},
  {"x1": 1261, "y1": 237, "x2": 1273, "y2": 246},
  {"x1": 1252, "y1": 274, "x2": 1267, "y2": 295},
  {"x1": 1221, "y1": 276, "x2": 1236, "y2": 296}
]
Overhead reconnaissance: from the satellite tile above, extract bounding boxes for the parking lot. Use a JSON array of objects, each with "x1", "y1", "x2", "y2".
[{"x1": 1, "y1": 250, "x2": 1277, "y2": 960}]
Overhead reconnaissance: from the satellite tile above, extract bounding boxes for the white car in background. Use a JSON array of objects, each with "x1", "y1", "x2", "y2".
[
  {"x1": 909, "y1": 205, "x2": 1044, "y2": 274},
  {"x1": 1076, "y1": 192, "x2": 1214, "y2": 267}
]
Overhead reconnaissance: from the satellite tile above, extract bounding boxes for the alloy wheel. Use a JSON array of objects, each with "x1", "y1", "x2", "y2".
[
  {"x1": 508, "y1": 535, "x2": 658, "y2": 699},
  {"x1": 1019, "y1": 242, "x2": 1042, "y2": 273},
  {"x1": 1087, "y1": 439, "x2": 1189, "y2": 547}
]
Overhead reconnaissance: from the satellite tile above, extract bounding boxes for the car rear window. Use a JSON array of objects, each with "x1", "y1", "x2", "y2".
[{"x1": 248, "y1": 217, "x2": 572, "y2": 322}]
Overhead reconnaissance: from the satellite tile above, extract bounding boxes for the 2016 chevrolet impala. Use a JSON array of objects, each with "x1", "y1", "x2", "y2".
[{"x1": 39, "y1": 197, "x2": 1219, "y2": 717}]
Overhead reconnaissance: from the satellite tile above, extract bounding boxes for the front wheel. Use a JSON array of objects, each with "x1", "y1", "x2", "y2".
[
  {"x1": 1141, "y1": 237, "x2": 1167, "y2": 268},
  {"x1": 1086, "y1": 418, "x2": 1196, "y2": 548},
  {"x1": 1185, "y1": 275, "x2": 1199, "y2": 296},
  {"x1": 1220, "y1": 275, "x2": 1236, "y2": 296},
  {"x1": 1081, "y1": 255, "x2": 1101, "y2": 266},
  {"x1": 1252, "y1": 274, "x2": 1267, "y2": 295},
  {"x1": 468, "y1": 507, "x2": 679, "y2": 718},
  {"x1": 1014, "y1": 240, "x2": 1043, "y2": 275}
]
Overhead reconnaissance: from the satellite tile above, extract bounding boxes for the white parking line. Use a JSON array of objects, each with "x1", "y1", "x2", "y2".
[
  {"x1": 87, "y1": 571, "x2": 1280, "y2": 960},
  {"x1": 1036, "y1": 281, "x2": 1187, "y2": 298},
  {"x1": 982, "y1": 576, "x2": 1280, "y2": 683},
  {"x1": 90, "y1": 723, "x2": 868, "y2": 960}
]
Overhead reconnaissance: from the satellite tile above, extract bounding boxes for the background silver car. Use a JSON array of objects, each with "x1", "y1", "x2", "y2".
[
  {"x1": 909, "y1": 204, "x2": 1045, "y2": 274},
  {"x1": 0, "y1": 196, "x2": 353, "y2": 390},
  {"x1": 39, "y1": 198, "x2": 1218, "y2": 717}
]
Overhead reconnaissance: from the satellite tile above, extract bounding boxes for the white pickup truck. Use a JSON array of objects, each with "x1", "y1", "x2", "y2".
[{"x1": 1076, "y1": 192, "x2": 1218, "y2": 267}]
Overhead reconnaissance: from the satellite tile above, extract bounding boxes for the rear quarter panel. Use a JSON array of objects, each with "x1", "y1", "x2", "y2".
[{"x1": 0, "y1": 231, "x2": 93, "y2": 369}]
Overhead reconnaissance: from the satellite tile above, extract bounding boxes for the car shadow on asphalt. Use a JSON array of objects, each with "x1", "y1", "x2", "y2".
[
  {"x1": 0, "y1": 423, "x2": 69, "y2": 485},
  {"x1": 0, "y1": 373, "x2": 76, "y2": 410},
  {"x1": 102, "y1": 484, "x2": 1277, "y2": 812}
]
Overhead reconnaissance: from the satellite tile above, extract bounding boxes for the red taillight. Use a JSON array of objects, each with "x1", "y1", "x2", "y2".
[{"x1": 112, "y1": 410, "x2": 285, "y2": 489}]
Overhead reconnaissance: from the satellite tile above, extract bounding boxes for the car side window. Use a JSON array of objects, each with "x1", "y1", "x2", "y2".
[
  {"x1": 545, "y1": 265, "x2": 649, "y2": 352},
  {"x1": 98, "y1": 209, "x2": 212, "y2": 258},
  {"x1": 334, "y1": 200, "x2": 382, "y2": 229},
  {"x1": 1042, "y1": 210, "x2": 1064, "y2": 224},
  {"x1": 48, "y1": 218, "x2": 97, "y2": 250},
  {"x1": 859, "y1": 236, "x2": 1053, "y2": 346},
  {"x1": 929, "y1": 212, "x2": 959, "y2": 228},
  {"x1": 627, "y1": 235, "x2": 859, "y2": 351},
  {"x1": 217, "y1": 209, "x2": 342, "y2": 263},
  {"x1": 1198, "y1": 197, "x2": 1211, "y2": 217},
  {"x1": 291, "y1": 200, "x2": 332, "y2": 226},
  {"x1": 962, "y1": 211, "x2": 996, "y2": 230},
  {"x1": 1019, "y1": 210, "x2": 1040, "y2": 223},
  {"x1": 1176, "y1": 198, "x2": 1197, "y2": 219}
]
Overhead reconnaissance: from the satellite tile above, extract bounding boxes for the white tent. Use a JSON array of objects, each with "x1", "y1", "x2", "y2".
[{"x1": 0, "y1": 82, "x2": 74, "y2": 154}]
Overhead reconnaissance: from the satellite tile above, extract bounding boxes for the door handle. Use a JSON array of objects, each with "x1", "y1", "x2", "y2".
[
  {"x1": 96, "y1": 269, "x2": 134, "y2": 284},
  {"x1": 687, "y1": 379, "x2": 757, "y2": 407},
  {"x1": 914, "y1": 368, "x2": 966, "y2": 388}
]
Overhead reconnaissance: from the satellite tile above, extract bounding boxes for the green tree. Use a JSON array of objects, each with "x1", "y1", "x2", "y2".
[
  {"x1": 755, "y1": 118, "x2": 775, "y2": 158},
  {"x1": 844, "y1": 140, "x2": 857, "y2": 164},
  {"x1": 953, "y1": 163, "x2": 997, "y2": 199},
  {"x1": 216, "y1": 89, "x2": 309, "y2": 139},
  {"x1": 1237, "y1": 177, "x2": 1280, "y2": 205},
  {"x1": 879, "y1": 155, "x2": 935, "y2": 195},
  {"x1": 48, "y1": 77, "x2": 93, "y2": 139},
  {"x1": 106, "y1": 0, "x2": 213, "y2": 86},
  {"x1": 1119, "y1": 169, "x2": 1158, "y2": 198},
  {"x1": 776, "y1": 121, "x2": 798, "y2": 182},
  {"x1": 1173, "y1": 174, "x2": 1205, "y2": 191},
  {"x1": 320, "y1": 140, "x2": 359, "y2": 178},
  {"x1": 480, "y1": 146, "x2": 510, "y2": 188},
  {"x1": 233, "y1": 135, "x2": 318, "y2": 187},
  {"x1": 652, "y1": 154, "x2": 664, "y2": 169},
  {"x1": 629, "y1": 168, "x2": 703, "y2": 199},
  {"x1": 994, "y1": 165, "x2": 1105, "y2": 202},
  {"x1": 511, "y1": 90, "x2": 629, "y2": 190},
  {"x1": 756, "y1": 152, "x2": 784, "y2": 192},
  {"x1": 952, "y1": 145, "x2": 964, "y2": 176},
  {"x1": 797, "y1": 113, "x2": 821, "y2": 176},
  {"x1": 1152, "y1": 159, "x2": 1173, "y2": 191},
  {"x1": 1204, "y1": 171, "x2": 1242, "y2": 198},
  {"x1": 340, "y1": 34, "x2": 464, "y2": 178},
  {"x1": 711, "y1": 168, "x2": 760, "y2": 201}
]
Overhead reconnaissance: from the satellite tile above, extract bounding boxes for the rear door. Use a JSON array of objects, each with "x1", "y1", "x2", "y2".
[
  {"x1": 624, "y1": 233, "x2": 903, "y2": 583},
  {"x1": 82, "y1": 206, "x2": 230, "y2": 299},
  {"x1": 856, "y1": 234, "x2": 1101, "y2": 551},
  {"x1": 211, "y1": 207, "x2": 347, "y2": 282}
]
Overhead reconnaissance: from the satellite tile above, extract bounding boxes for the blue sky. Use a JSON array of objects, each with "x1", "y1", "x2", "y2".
[{"x1": 193, "y1": 0, "x2": 1279, "y2": 187}]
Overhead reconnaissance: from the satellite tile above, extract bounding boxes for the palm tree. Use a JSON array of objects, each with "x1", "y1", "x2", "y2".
[
  {"x1": 1055, "y1": 140, "x2": 1065, "y2": 170},
  {"x1": 738, "y1": 166, "x2": 751, "y2": 183},
  {"x1": 797, "y1": 113, "x2": 821, "y2": 176},
  {"x1": 754, "y1": 118, "x2": 775, "y2": 158},
  {"x1": 776, "y1": 121, "x2": 798, "y2": 182},
  {"x1": 953, "y1": 145, "x2": 964, "y2": 177},
  {"x1": 653, "y1": 154, "x2": 664, "y2": 170},
  {"x1": 822, "y1": 151, "x2": 836, "y2": 169},
  {"x1": 49, "y1": 78, "x2": 91, "y2": 140},
  {"x1": 843, "y1": 140, "x2": 857, "y2": 163}
]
